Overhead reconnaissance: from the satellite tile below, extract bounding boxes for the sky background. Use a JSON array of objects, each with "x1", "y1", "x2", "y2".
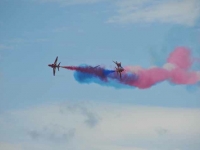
[{"x1": 0, "y1": 0, "x2": 200, "y2": 150}]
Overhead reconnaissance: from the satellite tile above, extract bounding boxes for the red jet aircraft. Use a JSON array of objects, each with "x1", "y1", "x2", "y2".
[
  {"x1": 115, "y1": 67, "x2": 124, "y2": 79},
  {"x1": 113, "y1": 60, "x2": 124, "y2": 78},
  {"x1": 113, "y1": 61, "x2": 122, "y2": 68},
  {"x1": 48, "y1": 56, "x2": 61, "y2": 76}
]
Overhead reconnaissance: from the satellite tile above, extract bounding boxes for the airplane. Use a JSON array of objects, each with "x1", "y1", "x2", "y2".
[
  {"x1": 115, "y1": 66, "x2": 124, "y2": 79},
  {"x1": 113, "y1": 60, "x2": 124, "y2": 78},
  {"x1": 48, "y1": 56, "x2": 61, "y2": 76},
  {"x1": 113, "y1": 61, "x2": 122, "y2": 68}
]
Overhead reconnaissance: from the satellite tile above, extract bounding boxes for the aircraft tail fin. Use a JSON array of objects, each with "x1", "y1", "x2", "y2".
[{"x1": 58, "y1": 62, "x2": 61, "y2": 71}]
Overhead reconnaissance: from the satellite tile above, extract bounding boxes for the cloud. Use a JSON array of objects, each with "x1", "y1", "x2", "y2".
[
  {"x1": 107, "y1": 0, "x2": 200, "y2": 26},
  {"x1": 1, "y1": 102, "x2": 200, "y2": 150},
  {"x1": 83, "y1": 109, "x2": 99, "y2": 128},
  {"x1": 28, "y1": 130, "x2": 41, "y2": 140},
  {"x1": 59, "y1": 102, "x2": 101, "y2": 128},
  {"x1": 32, "y1": 0, "x2": 200, "y2": 26},
  {"x1": 155, "y1": 127, "x2": 168, "y2": 136},
  {"x1": 28, "y1": 127, "x2": 75, "y2": 142},
  {"x1": 0, "y1": 142, "x2": 22, "y2": 150}
]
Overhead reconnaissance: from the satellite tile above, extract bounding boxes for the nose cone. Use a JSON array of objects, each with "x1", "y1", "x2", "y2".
[{"x1": 48, "y1": 64, "x2": 51, "y2": 67}]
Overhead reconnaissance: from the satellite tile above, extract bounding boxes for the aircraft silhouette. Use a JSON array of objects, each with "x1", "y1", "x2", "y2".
[
  {"x1": 48, "y1": 56, "x2": 61, "y2": 76},
  {"x1": 113, "y1": 60, "x2": 124, "y2": 79}
]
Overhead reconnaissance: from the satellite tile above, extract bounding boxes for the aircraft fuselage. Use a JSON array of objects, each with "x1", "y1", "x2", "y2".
[
  {"x1": 48, "y1": 64, "x2": 57, "y2": 68},
  {"x1": 116, "y1": 67, "x2": 124, "y2": 73}
]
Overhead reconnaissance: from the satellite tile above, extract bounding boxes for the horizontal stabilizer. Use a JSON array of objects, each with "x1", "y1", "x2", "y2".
[{"x1": 58, "y1": 62, "x2": 61, "y2": 71}]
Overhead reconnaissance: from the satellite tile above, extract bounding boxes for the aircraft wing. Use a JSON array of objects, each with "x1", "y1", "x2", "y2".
[
  {"x1": 54, "y1": 56, "x2": 58, "y2": 65},
  {"x1": 120, "y1": 72, "x2": 121, "y2": 78},
  {"x1": 53, "y1": 67, "x2": 56, "y2": 76}
]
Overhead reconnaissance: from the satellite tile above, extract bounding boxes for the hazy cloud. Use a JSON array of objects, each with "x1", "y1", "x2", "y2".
[
  {"x1": 155, "y1": 127, "x2": 168, "y2": 136},
  {"x1": 32, "y1": 0, "x2": 200, "y2": 26},
  {"x1": 81, "y1": 107, "x2": 100, "y2": 128},
  {"x1": 28, "y1": 126, "x2": 75, "y2": 142},
  {"x1": 28, "y1": 130, "x2": 41, "y2": 140},
  {"x1": 1, "y1": 102, "x2": 200, "y2": 150},
  {"x1": 107, "y1": 0, "x2": 200, "y2": 26},
  {"x1": 0, "y1": 142, "x2": 22, "y2": 150},
  {"x1": 60, "y1": 102, "x2": 101, "y2": 128}
]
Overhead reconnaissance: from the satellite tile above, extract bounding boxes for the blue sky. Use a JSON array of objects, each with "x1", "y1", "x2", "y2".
[{"x1": 0, "y1": 0, "x2": 200, "y2": 150}]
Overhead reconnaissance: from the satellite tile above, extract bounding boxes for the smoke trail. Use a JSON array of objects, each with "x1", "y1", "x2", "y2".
[
  {"x1": 62, "y1": 47, "x2": 200, "y2": 89},
  {"x1": 61, "y1": 65, "x2": 138, "y2": 89},
  {"x1": 62, "y1": 65, "x2": 116, "y2": 82}
]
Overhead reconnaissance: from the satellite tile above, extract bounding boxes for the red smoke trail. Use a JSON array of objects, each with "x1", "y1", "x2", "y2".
[
  {"x1": 62, "y1": 47, "x2": 200, "y2": 89},
  {"x1": 125, "y1": 47, "x2": 200, "y2": 88},
  {"x1": 167, "y1": 47, "x2": 192, "y2": 70}
]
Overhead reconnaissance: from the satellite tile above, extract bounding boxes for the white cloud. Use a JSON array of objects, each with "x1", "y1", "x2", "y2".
[
  {"x1": 32, "y1": 0, "x2": 200, "y2": 26},
  {"x1": 0, "y1": 102, "x2": 200, "y2": 150},
  {"x1": 0, "y1": 142, "x2": 22, "y2": 150},
  {"x1": 107, "y1": 0, "x2": 200, "y2": 26}
]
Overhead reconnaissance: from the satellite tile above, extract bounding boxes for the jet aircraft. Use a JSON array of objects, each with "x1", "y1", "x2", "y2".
[
  {"x1": 113, "y1": 61, "x2": 122, "y2": 68},
  {"x1": 113, "y1": 60, "x2": 124, "y2": 78},
  {"x1": 115, "y1": 66, "x2": 124, "y2": 79},
  {"x1": 48, "y1": 56, "x2": 61, "y2": 76}
]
